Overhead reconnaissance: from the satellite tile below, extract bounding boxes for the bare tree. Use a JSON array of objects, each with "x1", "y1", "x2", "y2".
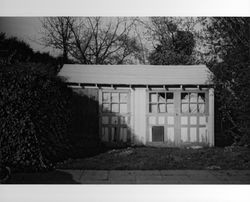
[
  {"x1": 41, "y1": 17, "x2": 143, "y2": 64},
  {"x1": 41, "y1": 17, "x2": 74, "y2": 63}
]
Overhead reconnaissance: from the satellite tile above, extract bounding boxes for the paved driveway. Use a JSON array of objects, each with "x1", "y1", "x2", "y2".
[{"x1": 8, "y1": 170, "x2": 250, "y2": 184}]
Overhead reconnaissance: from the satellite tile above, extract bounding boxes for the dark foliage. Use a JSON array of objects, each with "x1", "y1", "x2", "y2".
[
  {"x1": 0, "y1": 32, "x2": 62, "y2": 71},
  {"x1": 207, "y1": 17, "x2": 250, "y2": 146},
  {"x1": 0, "y1": 34, "x2": 105, "y2": 171},
  {"x1": 0, "y1": 64, "x2": 73, "y2": 171},
  {"x1": 148, "y1": 27, "x2": 195, "y2": 65}
]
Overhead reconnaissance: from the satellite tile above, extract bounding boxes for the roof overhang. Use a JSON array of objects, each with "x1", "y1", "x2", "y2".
[{"x1": 58, "y1": 64, "x2": 214, "y2": 87}]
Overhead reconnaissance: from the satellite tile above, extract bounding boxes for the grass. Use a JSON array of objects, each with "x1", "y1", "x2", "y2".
[{"x1": 56, "y1": 146, "x2": 250, "y2": 170}]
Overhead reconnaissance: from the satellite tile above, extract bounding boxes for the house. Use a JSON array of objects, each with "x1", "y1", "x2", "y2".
[{"x1": 58, "y1": 64, "x2": 214, "y2": 147}]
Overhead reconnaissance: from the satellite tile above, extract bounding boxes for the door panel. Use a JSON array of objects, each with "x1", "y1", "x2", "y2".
[
  {"x1": 152, "y1": 126, "x2": 164, "y2": 142},
  {"x1": 147, "y1": 91, "x2": 175, "y2": 144},
  {"x1": 179, "y1": 91, "x2": 208, "y2": 144},
  {"x1": 100, "y1": 90, "x2": 130, "y2": 143},
  {"x1": 166, "y1": 127, "x2": 175, "y2": 142}
]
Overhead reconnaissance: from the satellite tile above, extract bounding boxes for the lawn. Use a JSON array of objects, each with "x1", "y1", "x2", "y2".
[{"x1": 56, "y1": 146, "x2": 250, "y2": 170}]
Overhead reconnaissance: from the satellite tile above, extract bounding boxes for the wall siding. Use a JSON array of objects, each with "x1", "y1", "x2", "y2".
[
  {"x1": 72, "y1": 87, "x2": 214, "y2": 147},
  {"x1": 133, "y1": 89, "x2": 147, "y2": 144}
]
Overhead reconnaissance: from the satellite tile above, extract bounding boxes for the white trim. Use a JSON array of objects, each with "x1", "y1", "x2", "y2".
[{"x1": 208, "y1": 88, "x2": 215, "y2": 146}]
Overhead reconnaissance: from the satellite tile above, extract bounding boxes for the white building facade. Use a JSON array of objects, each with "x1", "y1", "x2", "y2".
[{"x1": 58, "y1": 64, "x2": 214, "y2": 147}]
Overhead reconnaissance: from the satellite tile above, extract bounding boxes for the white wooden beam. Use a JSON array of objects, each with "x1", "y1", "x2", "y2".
[{"x1": 208, "y1": 88, "x2": 215, "y2": 146}]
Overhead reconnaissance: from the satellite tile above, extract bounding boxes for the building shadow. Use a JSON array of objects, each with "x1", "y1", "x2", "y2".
[{"x1": 68, "y1": 87, "x2": 137, "y2": 159}]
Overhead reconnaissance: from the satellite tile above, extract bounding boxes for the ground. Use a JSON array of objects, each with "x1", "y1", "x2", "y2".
[
  {"x1": 8, "y1": 169, "x2": 250, "y2": 184},
  {"x1": 56, "y1": 146, "x2": 250, "y2": 170},
  {"x1": 6, "y1": 146, "x2": 250, "y2": 184}
]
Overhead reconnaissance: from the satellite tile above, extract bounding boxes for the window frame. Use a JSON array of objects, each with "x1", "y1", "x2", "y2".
[
  {"x1": 148, "y1": 91, "x2": 175, "y2": 114},
  {"x1": 181, "y1": 92, "x2": 206, "y2": 114},
  {"x1": 101, "y1": 90, "x2": 130, "y2": 114}
]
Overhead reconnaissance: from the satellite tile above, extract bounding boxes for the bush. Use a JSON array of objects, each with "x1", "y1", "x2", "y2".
[
  {"x1": 206, "y1": 18, "x2": 250, "y2": 147},
  {"x1": 0, "y1": 63, "x2": 73, "y2": 171}
]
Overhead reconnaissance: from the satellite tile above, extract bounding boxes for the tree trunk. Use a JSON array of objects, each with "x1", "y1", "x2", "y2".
[{"x1": 63, "y1": 48, "x2": 68, "y2": 64}]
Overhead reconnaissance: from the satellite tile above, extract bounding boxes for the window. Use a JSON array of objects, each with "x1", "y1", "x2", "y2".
[
  {"x1": 149, "y1": 92, "x2": 174, "y2": 113},
  {"x1": 102, "y1": 92, "x2": 128, "y2": 113},
  {"x1": 181, "y1": 92, "x2": 205, "y2": 113}
]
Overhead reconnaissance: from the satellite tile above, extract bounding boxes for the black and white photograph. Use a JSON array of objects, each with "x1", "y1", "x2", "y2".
[{"x1": 0, "y1": 0, "x2": 249, "y2": 201}]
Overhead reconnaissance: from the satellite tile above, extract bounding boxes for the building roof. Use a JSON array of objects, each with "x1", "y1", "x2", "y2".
[{"x1": 58, "y1": 64, "x2": 213, "y2": 86}]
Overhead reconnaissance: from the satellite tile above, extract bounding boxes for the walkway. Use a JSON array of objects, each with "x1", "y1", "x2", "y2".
[{"x1": 8, "y1": 170, "x2": 250, "y2": 184}]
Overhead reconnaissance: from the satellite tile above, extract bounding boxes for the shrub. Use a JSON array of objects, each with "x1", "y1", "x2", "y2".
[{"x1": 0, "y1": 63, "x2": 73, "y2": 171}]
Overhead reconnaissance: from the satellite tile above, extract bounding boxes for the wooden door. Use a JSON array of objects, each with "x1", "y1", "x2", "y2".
[
  {"x1": 100, "y1": 90, "x2": 131, "y2": 143},
  {"x1": 178, "y1": 91, "x2": 209, "y2": 145},
  {"x1": 147, "y1": 90, "x2": 209, "y2": 146},
  {"x1": 147, "y1": 91, "x2": 176, "y2": 145}
]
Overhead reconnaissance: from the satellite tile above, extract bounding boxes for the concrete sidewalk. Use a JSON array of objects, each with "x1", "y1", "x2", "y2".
[{"x1": 8, "y1": 169, "x2": 250, "y2": 184}]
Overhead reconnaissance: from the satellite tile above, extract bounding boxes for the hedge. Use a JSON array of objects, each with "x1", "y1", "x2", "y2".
[{"x1": 0, "y1": 63, "x2": 73, "y2": 171}]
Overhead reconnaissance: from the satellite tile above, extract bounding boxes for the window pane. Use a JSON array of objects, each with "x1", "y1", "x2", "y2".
[
  {"x1": 102, "y1": 92, "x2": 110, "y2": 102},
  {"x1": 120, "y1": 116, "x2": 128, "y2": 125},
  {"x1": 149, "y1": 104, "x2": 157, "y2": 113},
  {"x1": 182, "y1": 103, "x2": 189, "y2": 113},
  {"x1": 181, "y1": 127, "x2": 188, "y2": 142},
  {"x1": 190, "y1": 104, "x2": 197, "y2": 113},
  {"x1": 190, "y1": 127, "x2": 197, "y2": 142},
  {"x1": 166, "y1": 93, "x2": 174, "y2": 103},
  {"x1": 181, "y1": 93, "x2": 189, "y2": 103},
  {"x1": 198, "y1": 104, "x2": 205, "y2": 113},
  {"x1": 149, "y1": 116, "x2": 156, "y2": 124},
  {"x1": 120, "y1": 93, "x2": 128, "y2": 103},
  {"x1": 158, "y1": 116, "x2": 165, "y2": 124},
  {"x1": 111, "y1": 103, "x2": 119, "y2": 112},
  {"x1": 190, "y1": 93, "x2": 197, "y2": 102},
  {"x1": 111, "y1": 93, "x2": 119, "y2": 102},
  {"x1": 190, "y1": 116, "x2": 197, "y2": 125},
  {"x1": 158, "y1": 103, "x2": 166, "y2": 113},
  {"x1": 111, "y1": 116, "x2": 118, "y2": 124},
  {"x1": 102, "y1": 127, "x2": 109, "y2": 142},
  {"x1": 167, "y1": 103, "x2": 174, "y2": 113},
  {"x1": 120, "y1": 104, "x2": 127, "y2": 113},
  {"x1": 198, "y1": 93, "x2": 205, "y2": 103},
  {"x1": 150, "y1": 93, "x2": 157, "y2": 102},
  {"x1": 158, "y1": 93, "x2": 166, "y2": 103},
  {"x1": 102, "y1": 116, "x2": 109, "y2": 124},
  {"x1": 102, "y1": 103, "x2": 110, "y2": 112}
]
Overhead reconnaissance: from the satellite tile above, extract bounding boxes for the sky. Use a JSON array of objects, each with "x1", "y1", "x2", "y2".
[
  {"x1": 0, "y1": 17, "x2": 59, "y2": 55},
  {"x1": 0, "y1": 17, "x2": 151, "y2": 58},
  {"x1": 0, "y1": 17, "x2": 152, "y2": 58}
]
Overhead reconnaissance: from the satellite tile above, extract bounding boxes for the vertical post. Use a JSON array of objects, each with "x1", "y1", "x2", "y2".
[
  {"x1": 209, "y1": 88, "x2": 215, "y2": 146},
  {"x1": 174, "y1": 91, "x2": 181, "y2": 146},
  {"x1": 133, "y1": 89, "x2": 147, "y2": 145},
  {"x1": 98, "y1": 89, "x2": 102, "y2": 141},
  {"x1": 130, "y1": 87, "x2": 135, "y2": 144}
]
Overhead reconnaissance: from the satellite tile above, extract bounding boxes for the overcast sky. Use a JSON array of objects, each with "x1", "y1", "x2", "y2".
[
  {"x1": 0, "y1": 17, "x2": 59, "y2": 55},
  {"x1": 0, "y1": 17, "x2": 151, "y2": 58}
]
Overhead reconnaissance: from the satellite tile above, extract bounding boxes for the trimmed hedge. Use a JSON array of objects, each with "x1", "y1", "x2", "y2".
[{"x1": 0, "y1": 63, "x2": 73, "y2": 171}]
